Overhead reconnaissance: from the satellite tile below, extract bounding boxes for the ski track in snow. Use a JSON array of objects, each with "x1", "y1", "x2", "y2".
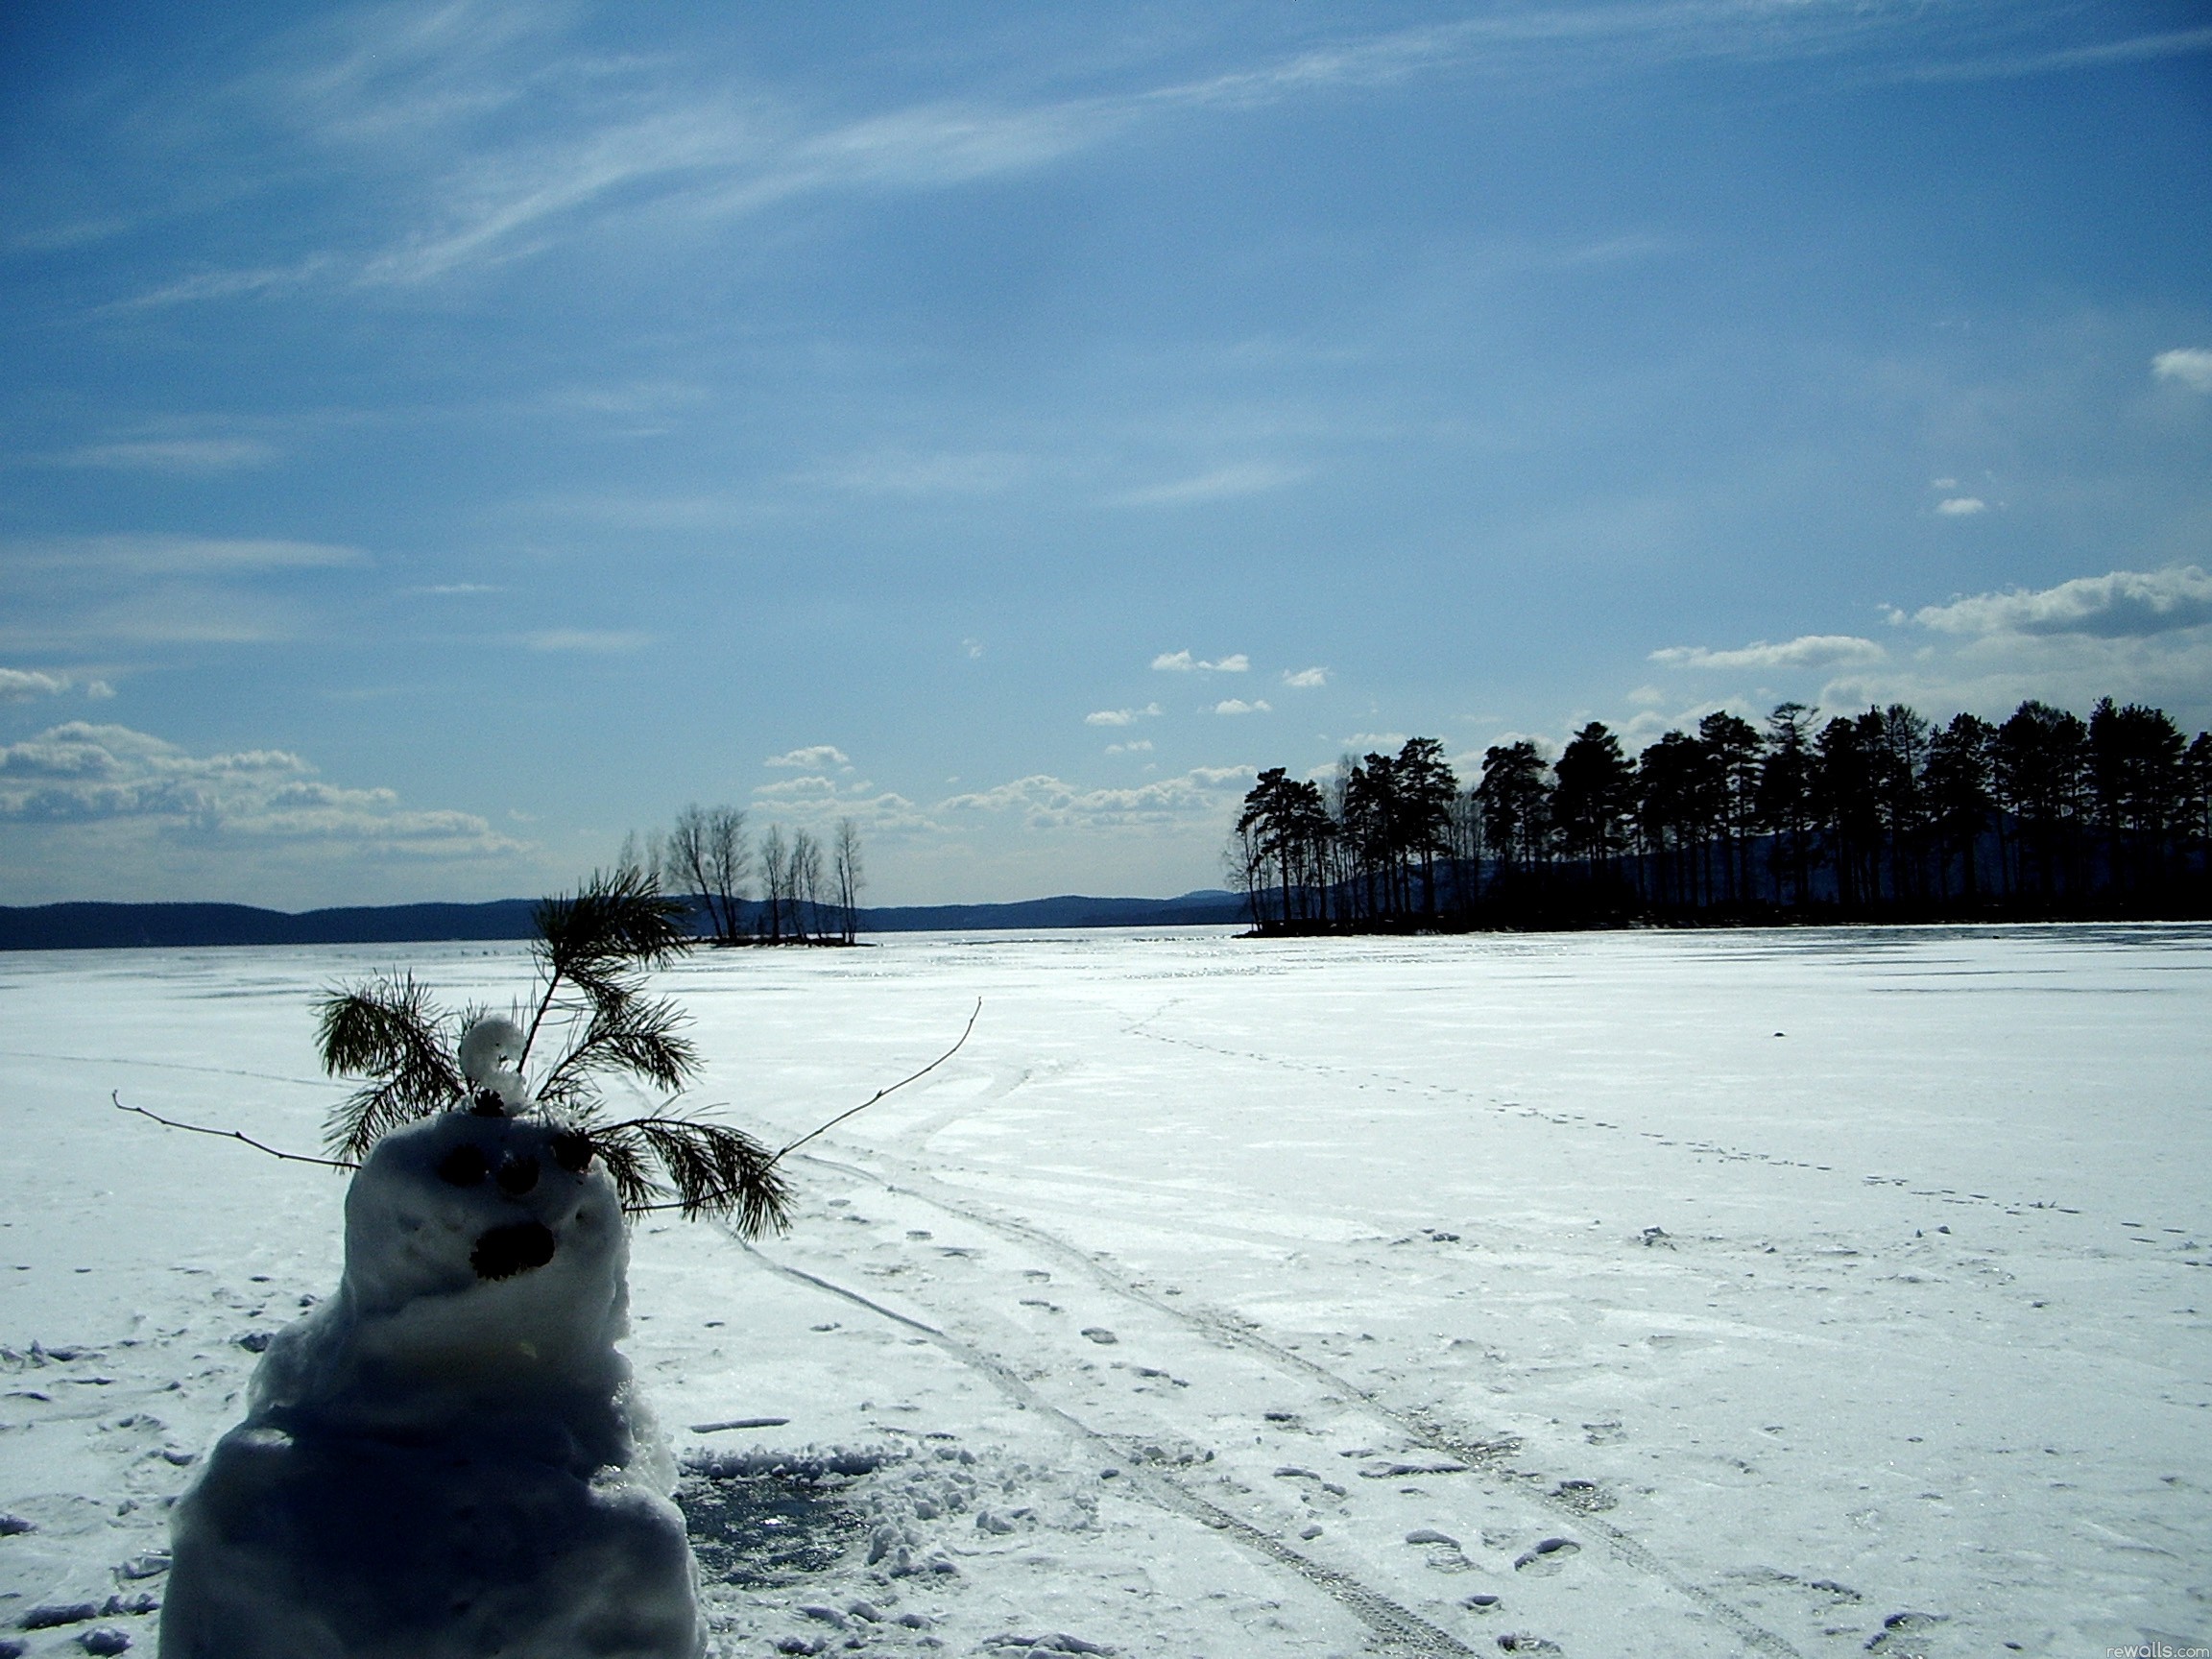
[
  {"x1": 764, "y1": 1147, "x2": 1801, "y2": 1657},
  {"x1": 739, "y1": 1237, "x2": 1483, "y2": 1657}
]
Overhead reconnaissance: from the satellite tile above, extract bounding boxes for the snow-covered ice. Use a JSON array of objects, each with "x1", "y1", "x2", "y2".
[{"x1": 2, "y1": 925, "x2": 2207, "y2": 1657}]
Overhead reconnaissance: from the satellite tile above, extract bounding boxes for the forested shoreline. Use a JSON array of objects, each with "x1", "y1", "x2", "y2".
[{"x1": 1229, "y1": 698, "x2": 2212, "y2": 931}]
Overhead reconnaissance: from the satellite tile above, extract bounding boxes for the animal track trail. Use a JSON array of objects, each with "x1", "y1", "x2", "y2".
[
  {"x1": 791, "y1": 1151, "x2": 1806, "y2": 1659},
  {"x1": 1121, "y1": 1010, "x2": 2154, "y2": 1240}
]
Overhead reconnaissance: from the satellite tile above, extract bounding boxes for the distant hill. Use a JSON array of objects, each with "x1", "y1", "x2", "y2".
[{"x1": 0, "y1": 892, "x2": 1249, "y2": 951}]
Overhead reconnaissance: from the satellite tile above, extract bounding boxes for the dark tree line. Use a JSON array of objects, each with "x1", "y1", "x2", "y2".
[
  {"x1": 1229, "y1": 698, "x2": 2212, "y2": 930},
  {"x1": 620, "y1": 809, "x2": 866, "y2": 945}
]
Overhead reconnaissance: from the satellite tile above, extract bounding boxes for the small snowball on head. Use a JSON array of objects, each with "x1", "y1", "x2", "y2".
[{"x1": 458, "y1": 1016, "x2": 531, "y2": 1110}]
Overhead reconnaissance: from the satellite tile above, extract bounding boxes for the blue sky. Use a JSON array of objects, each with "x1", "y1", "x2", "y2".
[{"x1": 3, "y1": 0, "x2": 2209, "y2": 907}]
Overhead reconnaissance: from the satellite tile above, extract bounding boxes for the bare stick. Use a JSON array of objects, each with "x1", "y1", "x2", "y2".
[
  {"x1": 772, "y1": 999, "x2": 980, "y2": 1164},
  {"x1": 112, "y1": 1091, "x2": 359, "y2": 1171}
]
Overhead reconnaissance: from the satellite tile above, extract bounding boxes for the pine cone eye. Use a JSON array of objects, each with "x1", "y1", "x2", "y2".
[
  {"x1": 437, "y1": 1145, "x2": 489, "y2": 1187},
  {"x1": 550, "y1": 1131, "x2": 594, "y2": 1174}
]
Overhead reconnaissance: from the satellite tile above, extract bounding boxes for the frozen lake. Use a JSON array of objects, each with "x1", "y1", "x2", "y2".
[{"x1": 3, "y1": 925, "x2": 2208, "y2": 1656}]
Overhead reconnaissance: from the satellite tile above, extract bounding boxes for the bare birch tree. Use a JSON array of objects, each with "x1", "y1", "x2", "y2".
[
  {"x1": 757, "y1": 824, "x2": 789, "y2": 943},
  {"x1": 832, "y1": 818, "x2": 865, "y2": 944}
]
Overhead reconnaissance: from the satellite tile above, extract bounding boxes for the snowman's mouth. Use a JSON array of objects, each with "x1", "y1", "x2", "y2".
[{"x1": 471, "y1": 1220, "x2": 557, "y2": 1281}]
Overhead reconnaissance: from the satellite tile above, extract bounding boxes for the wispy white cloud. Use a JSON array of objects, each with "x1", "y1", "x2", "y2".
[
  {"x1": 1897, "y1": 24, "x2": 2212, "y2": 84},
  {"x1": 1084, "y1": 703, "x2": 1162, "y2": 727},
  {"x1": 1650, "y1": 635, "x2": 1887, "y2": 672},
  {"x1": 2153, "y1": 348, "x2": 2212, "y2": 394},
  {"x1": 1111, "y1": 463, "x2": 1302, "y2": 507},
  {"x1": 103, "y1": 2, "x2": 2200, "y2": 306},
  {"x1": 766, "y1": 744, "x2": 852, "y2": 770},
  {"x1": 1935, "y1": 496, "x2": 1986, "y2": 517},
  {"x1": 105, "y1": 257, "x2": 337, "y2": 313},
  {"x1": 1105, "y1": 738, "x2": 1153, "y2": 755},
  {"x1": 1911, "y1": 565, "x2": 2212, "y2": 639},
  {"x1": 1214, "y1": 698, "x2": 1271, "y2": 715},
  {"x1": 524, "y1": 628, "x2": 650, "y2": 653},
  {"x1": 1152, "y1": 650, "x2": 1248, "y2": 673},
  {"x1": 0, "y1": 721, "x2": 524, "y2": 855},
  {"x1": 49, "y1": 438, "x2": 278, "y2": 473},
  {"x1": 0, "y1": 535, "x2": 358, "y2": 649},
  {"x1": 807, "y1": 449, "x2": 1029, "y2": 496},
  {"x1": 1281, "y1": 665, "x2": 1328, "y2": 688},
  {"x1": 2, "y1": 533, "x2": 362, "y2": 575}
]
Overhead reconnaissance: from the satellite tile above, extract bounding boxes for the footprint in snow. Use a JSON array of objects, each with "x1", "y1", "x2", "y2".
[
  {"x1": 1865, "y1": 1611, "x2": 1945, "y2": 1650},
  {"x1": 1513, "y1": 1537, "x2": 1580, "y2": 1574},
  {"x1": 1550, "y1": 1479, "x2": 1617, "y2": 1514},
  {"x1": 1079, "y1": 1327, "x2": 1117, "y2": 1345},
  {"x1": 1407, "y1": 1527, "x2": 1475, "y2": 1572}
]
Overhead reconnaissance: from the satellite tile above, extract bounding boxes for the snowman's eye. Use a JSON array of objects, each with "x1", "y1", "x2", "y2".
[
  {"x1": 550, "y1": 1131, "x2": 594, "y2": 1174},
  {"x1": 437, "y1": 1145, "x2": 489, "y2": 1187},
  {"x1": 496, "y1": 1154, "x2": 541, "y2": 1196}
]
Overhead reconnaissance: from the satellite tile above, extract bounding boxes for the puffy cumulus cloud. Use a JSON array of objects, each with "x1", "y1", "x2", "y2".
[
  {"x1": 1214, "y1": 698, "x2": 1271, "y2": 715},
  {"x1": 1151, "y1": 650, "x2": 1248, "y2": 673},
  {"x1": 1911, "y1": 565, "x2": 2212, "y2": 639},
  {"x1": 2152, "y1": 348, "x2": 2212, "y2": 393},
  {"x1": 1, "y1": 668, "x2": 72, "y2": 701},
  {"x1": 1280, "y1": 666, "x2": 1329, "y2": 688},
  {"x1": 1935, "y1": 496, "x2": 1987, "y2": 517},
  {"x1": 1649, "y1": 636, "x2": 1887, "y2": 672},
  {"x1": 765, "y1": 744, "x2": 853, "y2": 770},
  {"x1": 939, "y1": 767, "x2": 1248, "y2": 831},
  {"x1": 750, "y1": 770, "x2": 931, "y2": 831},
  {"x1": 1084, "y1": 704, "x2": 1161, "y2": 727},
  {"x1": 0, "y1": 722, "x2": 524, "y2": 857}
]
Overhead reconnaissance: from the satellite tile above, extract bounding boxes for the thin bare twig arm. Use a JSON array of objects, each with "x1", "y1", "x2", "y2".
[
  {"x1": 112, "y1": 1091, "x2": 360, "y2": 1171},
  {"x1": 772, "y1": 998, "x2": 981, "y2": 1165}
]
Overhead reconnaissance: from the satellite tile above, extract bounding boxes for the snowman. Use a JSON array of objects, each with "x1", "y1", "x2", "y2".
[{"x1": 160, "y1": 1019, "x2": 705, "y2": 1659}]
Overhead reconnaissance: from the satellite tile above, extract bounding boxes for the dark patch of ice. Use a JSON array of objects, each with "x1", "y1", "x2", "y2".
[{"x1": 677, "y1": 1447, "x2": 890, "y2": 1588}]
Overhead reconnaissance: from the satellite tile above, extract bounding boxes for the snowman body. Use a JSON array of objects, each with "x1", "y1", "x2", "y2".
[{"x1": 161, "y1": 1108, "x2": 704, "y2": 1659}]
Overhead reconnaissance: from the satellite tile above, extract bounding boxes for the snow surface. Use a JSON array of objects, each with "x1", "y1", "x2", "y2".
[{"x1": 2, "y1": 925, "x2": 2208, "y2": 1658}]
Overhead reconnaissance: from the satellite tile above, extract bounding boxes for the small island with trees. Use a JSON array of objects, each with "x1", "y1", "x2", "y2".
[
  {"x1": 1228, "y1": 697, "x2": 2212, "y2": 931},
  {"x1": 619, "y1": 808, "x2": 866, "y2": 945}
]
